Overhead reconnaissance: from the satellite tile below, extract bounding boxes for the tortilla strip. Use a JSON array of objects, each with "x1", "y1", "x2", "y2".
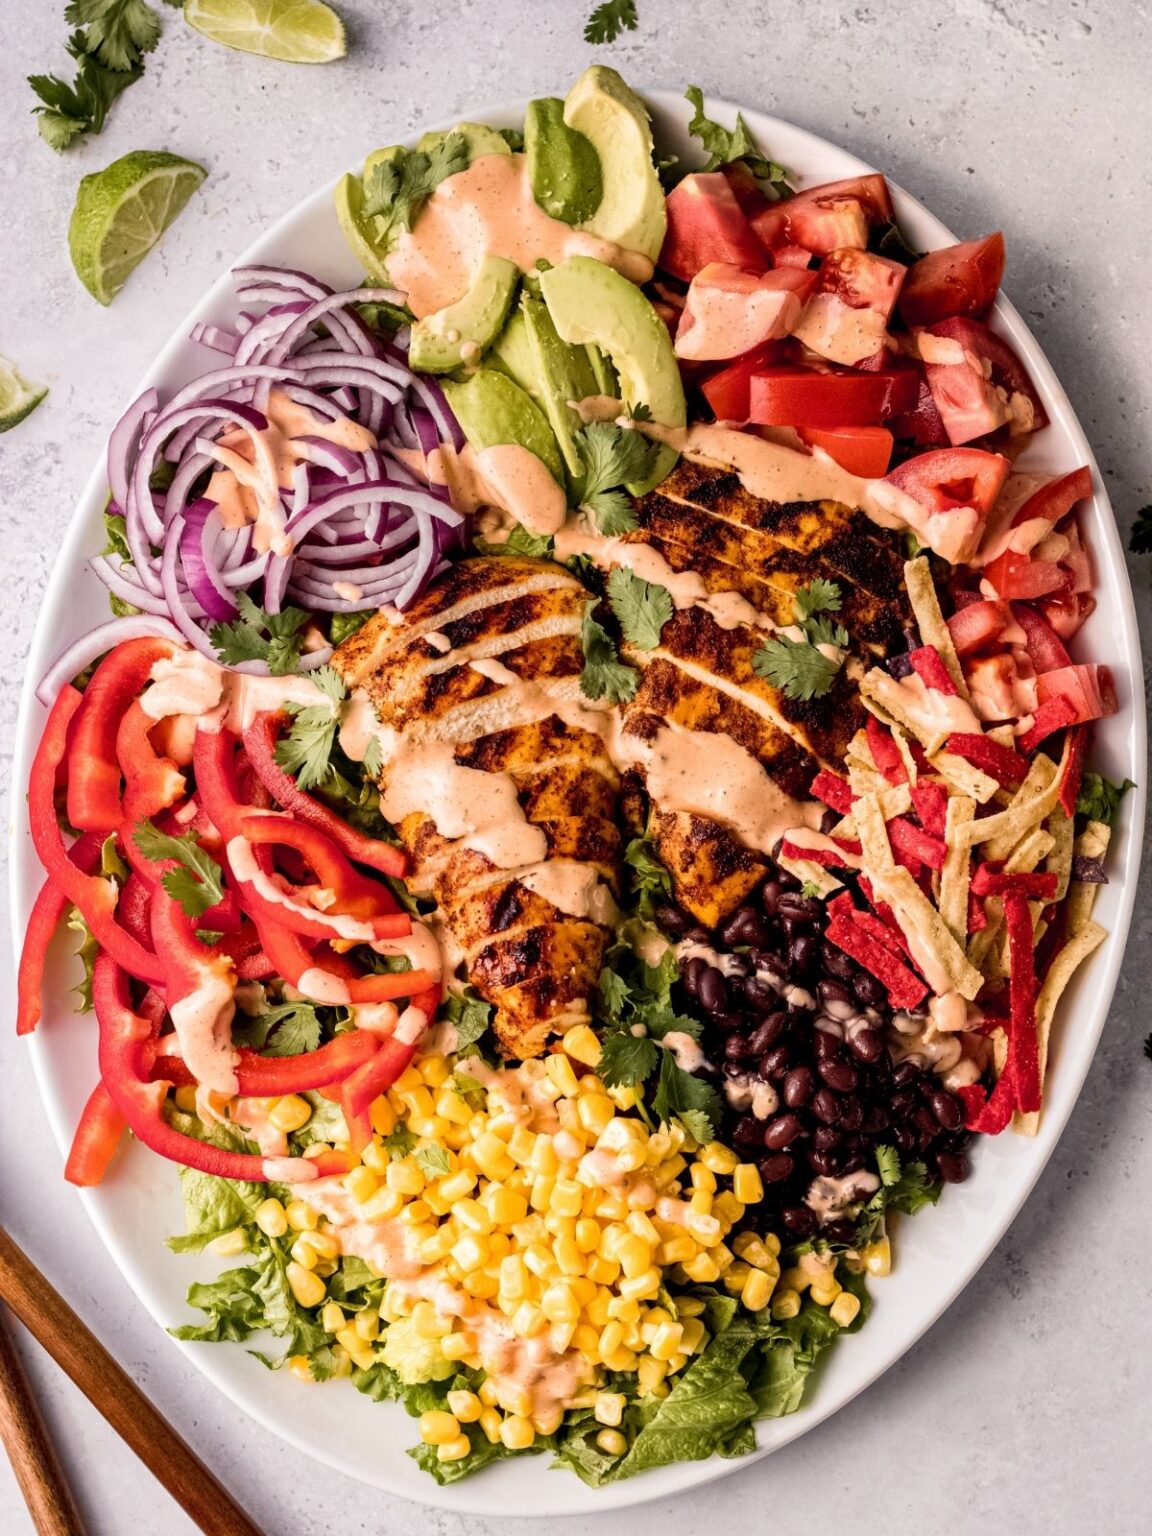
[
  {"x1": 854, "y1": 793, "x2": 895, "y2": 873},
  {"x1": 847, "y1": 760, "x2": 888, "y2": 797},
  {"x1": 872, "y1": 865, "x2": 985, "y2": 999},
  {"x1": 775, "y1": 849, "x2": 844, "y2": 897},
  {"x1": 1044, "y1": 805, "x2": 1075, "y2": 904},
  {"x1": 904, "y1": 556, "x2": 970, "y2": 701},
  {"x1": 967, "y1": 824, "x2": 1058, "y2": 973},
  {"x1": 890, "y1": 724, "x2": 920, "y2": 785},
  {"x1": 927, "y1": 750, "x2": 999, "y2": 805},
  {"x1": 1014, "y1": 920, "x2": 1107, "y2": 1135},
  {"x1": 860, "y1": 672, "x2": 953, "y2": 757},
  {"x1": 1065, "y1": 820, "x2": 1112, "y2": 930},
  {"x1": 834, "y1": 781, "x2": 912, "y2": 837},
  {"x1": 955, "y1": 744, "x2": 1067, "y2": 857},
  {"x1": 939, "y1": 795, "x2": 976, "y2": 944}
]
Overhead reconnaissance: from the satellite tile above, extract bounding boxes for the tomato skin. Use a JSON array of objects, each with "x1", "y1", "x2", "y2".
[
  {"x1": 1036, "y1": 663, "x2": 1117, "y2": 724},
  {"x1": 791, "y1": 248, "x2": 906, "y2": 366},
  {"x1": 747, "y1": 364, "x2": 918, "y2": 428},
  {"x1": 752, "y1": 174, "x2": 893, "y2": 255},
  {"x1": 1011, "y1": 601, "x2": 1072, "y2": 673},
  {"x1": 660, "y1": 173, "x2": 769, "y2": 282},
  {"x1": 676, "y1": 264, "x2": 817, "y2": 362},
  {"x1": 920, "y1": 317, "x2": 1048, "y2": 445},
  {"x1": 983, "y1": 546, "x2": 1071, "y2": 600},
  {"x1": 1038, "y1": 591, "x2": 1095, "y2": 639},
  {"x1": 887, "y1": 446, "x2": 1009, "y2": 515},
  {"x1": 700, "y1": 344, "x2": 786, "y2": 423},
  {"x1": 798, "y1": 425, "x2": 893, "y2": 477},
  {"x1": 898, "y1": 233, "x2": 1006, "y2": 326},
  {"x1": 1012, "y1": 466, "x2": 1092, "y2": 529},
  {"x1": 946, "y1": 598, "x2": 1012, "y2": 656}
]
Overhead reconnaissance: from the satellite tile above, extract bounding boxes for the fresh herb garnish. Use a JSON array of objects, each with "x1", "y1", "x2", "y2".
[
  {"x1": 444, "y1": 988, "x2": 493, "y2": 1054},
  {"x1": 1128, "y1": 505, "x2": 1152, "y2": 554},
  {"x1": 1076, "y1": 772, "x2": 1135, "y2": 827},
  {"x1": 792, "y1": 578, "x2": 842, "y2": 622},
  {"x1": 607, "y1": 566, "x2": 673, "y2": 651},
  {"x1": 133, "y1": 821, "x2": 225, "y2": 921},
  {"x1": 328, "y1": 609, "x2": 373, "y2": 647},
  {"x1": 413, "y1": 1143, "x2": 452, "y2": 1178},
  {"x1": 752, "y1": 580, "x2": 849, "y2": 701},
  {"x1": 684, "y1": 84, "x2": 793, "y2": 197},
  {"x1": 210, "y1": 592, "x2": 312, "y2": 676},
  {"x1": 584, "y1": 0, "x2": 639, "y2": 44},
  {"x1": 799, "y1": 880, "x2": 823, "y2": 900},
  {"x1": 623, "y1": 836, "x2": 673, "y2": 922},
  {"x1": 29, "y1": 1, "x2": 173, "y2": 151},
  {"x1": 579, "y1": 601, "x2": 639, "y2": 704},
  {"x1": 475, "y1": 523, "x2": 556, "y2": 560},
  {"x1": 275, "y1": 666, "x2": 347, "y2": 791},
  {"x1": 235, "y1": 1000, "x2": 327, "y2": 1058},
  {"x1": 362, "y1": 134, "x2": 470, "y2": 248},
  {"x1": 383, "y1": 1124, "x2": 418, "y2": 1161},
  {"x1": 573, "y1": 419, "x2": 660, "y2": 536}
]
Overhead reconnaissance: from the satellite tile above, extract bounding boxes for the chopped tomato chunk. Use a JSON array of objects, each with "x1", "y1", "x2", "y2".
[
  {"x1": 790, "y1": 247, "x2": 906, "y2": 366},
  {"x1": 885, "y1": 447, "x2": 1009, "y2": 564},
  {"x1": 676, "y1": 264, "x2": 816, "y2": 362},
  {"x1": 897, "y1": 234, "x2": 1006, "y2": 327},
  {"x1": 946, "y1": 598, "x2": 1012, "y2": 656},
  {"x1": 752, "y1": 173, "x2": 893, "y2": 256},
  {"x1": 798, "y1": 425, "x2": 893, "y2": 477},
  {"x1": 748, "y1": 364, "x2": 917, "y2": 428},
  {"x1": 1035, "y1": 663, "x2": 1117, "y2": 725},
  {"x1": 919, "y1": 317, "x2": 1047, "y2": 445},
  {"x1": 660, "y1": 172, "x2": 769, "y2": 282}
]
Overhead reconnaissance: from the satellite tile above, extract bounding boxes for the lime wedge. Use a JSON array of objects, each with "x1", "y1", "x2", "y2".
[
  {"x1": 184, "y1": 0, "x2": 347, "y2": 63},
  {"x1": 0, "y1": 357, "x2": 48, "y2": 434},
  {"x1": 68, "y1": 151, "x2": 207, "y2": 306}
]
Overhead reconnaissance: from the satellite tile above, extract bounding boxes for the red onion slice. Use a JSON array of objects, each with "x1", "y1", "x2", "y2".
[{"x1": 36, "y1": 615, "x2": 184, "y2": 705}]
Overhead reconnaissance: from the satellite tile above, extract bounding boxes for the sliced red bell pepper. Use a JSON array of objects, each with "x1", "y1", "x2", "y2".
[
  {"x1": 29, "y1": 688, "x2": 164, "y2": 986},
  {"x1": 970, "y1": 866, "x2": 1058, "y2": 900},
  {"x1": 17, "y1": 829, "x2": 103, "y2": 1035},
  {"x1": 908, "y1": 645, "x2": 958, "y2": 696},
  {"x1": 192, "y1": 727, "x2": 251, "y2": 840},
  {"x1": 809, "y1": 770, "x2": 855, "y2": 815},
  {"x1": 886, "y1": 816, "x2": 947, "y2": 871},
  {"x1": 1058, "y1": 726, "x2": 1087, "y2": 818},
  {"x1": 240, "y1": 898, "x2": 434, "y2": 1004},
  {"x1": 342, "y1": 985, "x2": 440, "y2": 1119},
  {"x1": 64, "y1": 1083, "x2": 127, "y2": 1186},
  {"x1": 1003, "y1": 892, "x2": 1041, "y2": 1113},
  {"x1": 67, "y1": 637, "x2": 176, "y2": 833},
  {"x1": 909, "y1": 779, "x2": 948, "y2": 837},
  {"x1": 243, "y1": 713, "x2": 406, "y2": 878},
  {"x1": 117, "y1": 699, "x2": 186, "y2": 823},
  {"x1": 823, "y1": 913, "x2": 928, "y2": 1009},
  {"x1": 118, "y1": 872, "x2": 156, "y2": 948},
  {"x1": 1017, "y1": 696, "x2": 1077, "y2": 755},
  {"x1": 151, "y1": 1028, "x2": 380, "y2": 1095},
  {"x1": 866, "y1": 715, "x2": 906, "y2": 784},
  {"x1": 945, "y1": 732, "x2": 1030, "y2": 786}
]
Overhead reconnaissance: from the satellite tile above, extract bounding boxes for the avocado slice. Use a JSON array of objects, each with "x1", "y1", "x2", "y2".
[
  {"x1": 563, "y1": 67, "x2": 666, "y2": 265},
  {"x1": 585, "y1": 343, "x2": 619, "y2": 399},
  {"x1": 520, "y1": 294, "x2": 600, "y2": 484},
  {"x1": 441, "y1": 369, "x2": 566, "y2": 487},
  {"x1": 408, "y1": 255, "x2": 520, "y2": 375},
  {"x1": 539, "y1": 255, "x2": 685, "y2": 496},
  {"x1": 417, "y1": 122, "x2": 512, "y2": 159},
  {"x1": 489, "y1": 308, "x2": 543, "y2": 401},
  {"x1": 334, "y1": 145, "x2": 405, "y2": 282},
  {"x1": 525, "y1": 98, "x2": 602, "y2": 225}
]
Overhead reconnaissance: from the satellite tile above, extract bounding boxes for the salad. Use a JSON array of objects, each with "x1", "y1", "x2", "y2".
[{"x1": 17, "y1": 68, "x2": 1128, "y2": 1488}]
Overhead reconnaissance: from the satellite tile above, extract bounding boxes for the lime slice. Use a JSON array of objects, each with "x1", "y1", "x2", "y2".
[
  {"x1": 68, "y1": 151, "x2": 207, "y2": 306},
  {"x1": 0, "y1": 356, "x2": 48, "y2": 434},
  {"x1": 184, "y1": 0, "x2": 347, "y2": 63}
]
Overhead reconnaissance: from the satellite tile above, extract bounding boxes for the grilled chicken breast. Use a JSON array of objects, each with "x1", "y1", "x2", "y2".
[{"x1": 334, "y1": 556, "x2": 619, "y2": 1060}]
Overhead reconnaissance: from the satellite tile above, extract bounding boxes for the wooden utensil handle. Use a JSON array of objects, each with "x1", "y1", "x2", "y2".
[
  {"x1": 0, "y1": 1229, "x2": 264, "y2": 1536},
  {"x1": 0, "y1": 1312, "x2": 86, "y2": 1536}
]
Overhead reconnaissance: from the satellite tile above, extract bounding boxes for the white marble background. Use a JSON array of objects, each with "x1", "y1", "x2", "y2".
[{"x1": 2, "y1": 1, "x2": 1151, "y2": 1532}]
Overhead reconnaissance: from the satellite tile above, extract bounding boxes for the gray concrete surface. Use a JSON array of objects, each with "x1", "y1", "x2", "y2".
[{"x1": 2, "y1": 1, "x2": 1151, "y2": 1532}]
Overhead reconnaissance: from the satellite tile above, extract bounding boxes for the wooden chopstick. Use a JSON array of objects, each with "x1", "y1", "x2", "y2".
[
  {"x1": 0, "y1": 1308, "x2": 87, "y2": 1536},
  {"x1": 0, "y1": 1228, "x2": 265, "y2": 1536}
]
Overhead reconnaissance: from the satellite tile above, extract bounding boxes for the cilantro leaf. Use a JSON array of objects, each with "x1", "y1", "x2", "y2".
[
  {"x1": 329, "y1": 609, "x2": 373, "y2": 647},
  {"x1": 133, "y1": 821, "x2": 225, "y2": 920},
  {"x1": 607, "y1": 566, "x2": 673, "y2": 651},
  {"x1": 445, "y1": 988, "x2": 492, "y2": 1053},
  {"x1": 874, "y1": 1144, "x2": 902, "y2": 1188},
  {"x1": 275, "y1": 666, "x2": 348, "y2": 791},
  {"x1": 684, "y1": 85, "x2": 793, "y2": 195},
  {"x1": 574, "y1": 420, "x2": 660, "y2": 534},
  {"x1": 362, "y1": 134, "x2": 469, "y2": 247},
  {"x1": 210, "y1": 592, "x2": 311, "y2": 675},
  {"x1": 195, "y1": 928, "x2": 225, "y2": 946},
  {"x1": 413, "y1": 1143, "x2": 452, "y2": 1177},
  {"x1": 862, "y1": 1150, "x2": 940, "y2": 1220},
  {"x1": 253, "y1": 1002, "x2": 325, "y2": 1059},
  {"x1": 623, "y1": 836, "x2": 673, "y2": 921},
  {"x1": 801, "y1": 613, "x2": 850, "y2": 649},
  {"x1": 599, "y1": 1029, "x2": 660, "y2": 1088},
  {"x1": 584, "y1": 0, "x2": 639, "y2": 44},
  {"x1": 651, "y1": 1051, "x2": 720, "y2": 1141},
  {"x1": 1076, "y1": 772, "x2": 1135, "y2": 827},
  {"x1": 475, "y1": 523, "x2": 556, "y2": 559},
  {"x1": 67, "y1": 0, "x2": 162, "y2": 70},
  {"x1": 799, "y1": 880, "x2": 823, "y2": 900},
  {"x1": 579, "y1": 601, "x2": 639, "y2": 704},
  {"x1": 753, "y1": 634, "x2": 841, "y2": 701},
  {"x1": 383, "y1": 1125, "x2": 418, "y2": 1161},
  {"x1": 793, "y1": 579, "x2": 842, "y2": 621},
  {"x1": 1128, "y1": 505, "x2": 1152, "y2": 555},
  {"x1": 29, "y1": 34, "x2": 141, "y2": 151}
]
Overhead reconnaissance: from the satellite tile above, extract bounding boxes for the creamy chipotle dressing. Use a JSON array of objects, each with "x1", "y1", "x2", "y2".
[{"x1": 387, "y1": 154, "x2": 652, "y2": 318}]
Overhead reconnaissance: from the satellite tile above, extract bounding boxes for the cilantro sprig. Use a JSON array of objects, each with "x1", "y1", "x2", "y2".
[
  {"x1": 1128, "y1": 505, "x2": 1152, "y2": 554},
  {"x1": 133, "y1": 821, "x2": 226, "y2": 923},
  {"x1": 584, "y1": 1, "x2": 639, "y2": 44},
  {"x1": 29, "y1": 2, "x2": 173, "y2": 152},
  {"x1": 362, "y1": 134, "x2": 470, "y2": 250},
  {"x1": 275, "y1": 666, "x2": 353, "y2": 792},
  {"x1": 753, "y1": 580, "x2": 849, "y2": 702},
  {"x1": 607, "y1": 566, "x2": 673, "y2": 651},
  {"x1": 233, "y1": 1001, "x2": 329, "y2": 1058},
  {"x1": 1075, "y1": 772, "x2": 1135, "y2": 827},
  {"x1": 579, "y1": 601, "x2": 640, "y2": 705},
  {"x1": 210, "y1": 592, "x2": 312, "y2": 676},
  {"x1": 684, "y1": 85, "x2": 793, "y2": 198},
  {"x1": 573, "y1": 419, "x2": 661, "y2": 536}
]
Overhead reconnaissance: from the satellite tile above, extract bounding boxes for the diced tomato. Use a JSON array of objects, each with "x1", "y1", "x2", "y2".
[
  {"x1": 676, "y1": 264, "x2": 817, "y2": 362},
  {"x1": 700, "y1": 343, "x2": 786, "y2": 423},
  {"x1": 897, "y1": 234, "x2": 1006, "y2": 327},
  {"x1": 752, "y1": 173, "x2": 893, "y2": 256},
  {"x1": 884, "y1": 447, "x2": 1009, "y2": 564},
  {"x1": 660, "y1": 173, "x2": 769, "y2": 282},
  {"x1": 1011, "y1": 601, "x2": 1071, "y2": 673},
  {"x1": 721, "y1": 162, "x2": 771, "y2": 219},
  {"x1": 1036, "y1": 663, "x2": 1117, "y2": 725},
  {"x1": 798, "y1": 425, "x2": 893, "y2": 477},
  {"x1": 919, "y1": 317, "x2": 1048, "y2": 445},
  {"x1": 1056, "y1": 516, "x2": 1092, "y2": 593},
  {"x1": 791, "y1": 248, "x2": 906, "y2": 367},
  {"x1": 1038, "y1": 591, "x2": 1095, "y2": 640},
  {"x1": 748, "y1": 364, "x2": 918, "y2": 428},
  {"x1": 983, "y1": 546, "x2": 1070, "y2": 600},
  {"x1": 1011, "y1": 466, "x2": 1092, "y2": 530},
  {"x1": 946, "y1": 598, "x2": 1011, "y2": 656},
  {"x1": 889, "y1": 368, "x2": 950, "y2": 446}
]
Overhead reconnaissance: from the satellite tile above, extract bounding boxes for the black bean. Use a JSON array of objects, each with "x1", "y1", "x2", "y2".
[
  {"x1": 781, "y1": 1204, "x2": 817, "y2": 1237},
  {"x1": 892, "y1": 1060, "x2": 921, "y2": 1088},
  {"x1": 743, "y1": 976, "x2": 781, "y2": 1011},
  {"x1": 822, "y1": 942, "x2": 856, "y2": 980},
  {"x1": 710, "y1": 1011, "x2": 745, "y2": 1035},
  {"x1": 808, "y1": 1148, "x2": 839, "y2": 1175},
  {"x1": 936, "y1": 1152, "x2": 969, "y2": 1183},
  {"x1": 824, "y1": 1220, "x2": 856, "y2": 1245},
  {"x1": 654, "y1": 902, "x2": 693, "y2": 938},
  {"x1": 812, "y1": 1088, "x2": 842, "y2": 1124},
  {"x1": 846, "y1": 1027, "x2": 883, "y2": 1063},
  {"x1": 839, "y1": 1153, "x2": 865, "y2": 1174},
  {"x1": 759, "y1": 880, "x2": 782, "y2": 915},
  {"x1": 817, "y1": 979, "x2": 854, "y2": 1007},
  {"x1": 724, "y1": 1033, "x2": 751, "y2": 1062},
  {"x1": 893, "y1": 1124, "x2": 917, "y2": 1153},
  {"x1": 838, "y1": 1097, "x2": 864, "y2": 1132},
  {"x1": 683, "y1": 925, "x2": 712, "y2": 945},
  {"x1": 913, "y1": 1105, "x2": 940, "y2": 1137},
  {"x1": 759, "y1": 1044, "x2": 790, "y2": 1080},
  {"x1": 889, "y1": 1090, "x2": 917, "y2": 1118},
  {"x1": 931, "y1": 1089, "x2": 963, "y2": 1130},
  {"x1": 747, "y1": 1011, "x2": 787, "y2": 1055},
  {"x1": 763, "y1": 1113, "x2": 804, "y2": 1150},
  {"x1": 721, "y1": 907, "x2": 767, "y2": 948},
  {"x1": 682, "y1": 957, "x2": 706, "y2": 997},
  {"x1": 758, "y1": 1152, "x2": 795, "y2": 1184},
  {"x1": 853, "y1": 972, "x2": 886, "y2": 1007},
  {"x1": 778, "y1": 893, "x2": 822, "y2": 922},
  {"x1": 862, "y1": 1105, "x2": 890, "y2": 1134},
  {"x1": 818, "y1": 1058, "x2": 859, "y2": 1093},
  {"x1": 813, "y1": 1030, "x2": 842, "y2": 1061},
  {"x1": 698, "y1": 966, "x2": 728, "y2": 1015},
  {"x1": 782, "y1": 1065, "x2": 815, "y2": 1108},
  {"x1": 732, "y1": 1115, "x2": 765, "y2": 1149},
  {"x1": 812, "y1": 1124, "x2": 841, "y2": 1151},
  {"x1": 789, "y1": 934, "x2": 818, "y2": 973}
]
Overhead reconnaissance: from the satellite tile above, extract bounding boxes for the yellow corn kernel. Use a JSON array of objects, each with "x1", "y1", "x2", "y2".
[
  {"x1": 685, "y1": 1211, "x2": 723, "y2": 1246},
  {"x1": 606, "y1": 1294, "x2": 641, "y2": 1325},
  {"x1": 863, "y1": 1237, "x2": 891, "y2": 1277},
  {"x1": 779, "y1": 1266, "x2": 810, "y2": 1295},
  {"x1": 418, "y1": 1229, "x2": 455, "y2": 1266},
  {"x1": 419, "y1": 1410, "x2": 460, "y2": 1446},
  {"x1": 680, "y1": 1316, "x2": 707, "y2": 1354},
  {"x1": 353, "y1": 1309, "x2": 379, "y2": 1342},
  {"x1": 550, "y1": 1179, "x2": 584, "y2": 1219},
  {"x1": 450, "y1": 1233, "x2": 490, "y2": 1272},
  {"x1": 573, "y1": 1097, "x2": 612, "y2": 1142},
  {"x1": 570, "y1": 1276, "x2": 596, "y2": 1306},
  {"x1": 722, "y1": 1260, "x2": 751, "y2": 1295},
  {"x1": 657, "y1": 1234, "x2": 697, "y2": 1266},
  {"x1": 540, "y1": 1282, "x2": 580, "y2": 1325},
  {"x1": 369, "y1": 1097, "x2": 397, "y2": 1137},
  {"x1": 542, "y1": 1053, "x2": 579, "y2": 1098},
  {"x1": 397, "y1": 1085, "x2": 434, "y2": 1121},
  {"x1": 289, "y1": 1237, "x2": 319, "y2": 1272},
  {"x1": 549, "y1": 1318, "x2": 577, "y2": 1354},
  {"x1": 437, "y1": 1434, "x2": 472, "y2": 1463},
  {"x1": 336, "y1": 1324, "x2": 366, "y2": 1360},
  {"x1": 363, "y1": 1188, "x2": 407, "y2": 1224},
  {"x1": 498, "y1": 1253, "x2": 529, "y2": 1300},
  {"x1": 286, "y1": 1262, "x2": 325, "y2": 1309},
  {"x1": 593, "y1": 1391, "x2": 626, "y2": 1427},
  {"x1": 478, "y1": 1379, "x2": 501, "y2": 1407},
  {"x1": 688, "y1": 1189, "x2": 714, "y2": 1218},
  {"x1": 675, "y1": 1294, "x2": 706, "y2": 1318},
  {"x1": 531, "y1": 1405, "x2": 564, "y2": 1437},
  {"x1": 210, "y1": 1228, "x2": 247, "y2": 1258},
  {"x1": 830, "y1": 1291, "x2": 861, "y2": 1328},
  {"x1": 559, "y1": 1023, "x2": 600, "y2": 1067},
  {"x1": 587, "y1": 1254, "x2": 620, "y2": 1286},
  {"x1": 613, "y1": 1234, "x2": 650, "y2": 1281},
  {"x1": 287, "y1": 1355, "x2": 313, "y2": 1382},
  {"x1": 712, "y1": 1192, "x2": 745, "y2": 1228},
  {"x1": 447, "y1": 1389, "x2": 482, "y2": 1423},
  {"x1": 552, "y1": 1235, "x2": 583, "y2": 1276},
  {"x1": 408, "y1": 1114, "x2": 450, "y2": 1141},
  {"x1": 648, "y1": 1321, "x2": 685, "y2": 1362},
  {"x1": 321, "y1": 1301, "x2": 345, "y2": 1334},
  {"x1": 267, "y1": 1094, "x2": 311, "y2": 1134},
  {"x1": 741, "y1": 1268, "x2": 773, "y2": 1312},
  {"x1": 699, "y1": 1141, "x2": 739, "y2": 1175},
  {"x1": 341, "y1": 1165, "x2": 378, "y2": 1205},
  {"x1": 419, "y1": 1053, "x2": 451, "y2": 1087},
  {"x1": 680, "y1": 1251, "x2": 720, "y2": 1284},
  {"x1": 732, "y1": 1163, "x2": 764, "y2": 1205},
  {"x1": 437, "y1": 1090, "x2": 473, "y2": 1127},
  {"x1": 398, "y1": 1199, "x2": 432, "y2": 1227},
  {"x1": 439, "y1": 1331, "x2": 470, "y2": 1362},
  {"x1": 637, "y1": 1355, "x2": 668, "y2": 1395},
  {"x1": 510, "y1": 1302, "x2": 546, "y2": 1339},
  {"x1": 284, "y1": 1199, "x2": 318, "y2": 1233},
  {"x1": 732, "y1": 1232, "x2": 775, "y2": 1270},
  {"x1": 573, "y1": 1217, "x2": 601, "y2": 1254},
  {"x1": 601, "y1": 1346, "x2": 638, "y2": 1373},
  {"x1": 810, "y1": 1280, "x2": 842, "y2": 1308},
  {"x1": 593, "y1": 1190, "x2": 629, "y2": 1223},
  {"x1": 500, "y1": 1415, "x2": 535, "y2": 1451},
  {"x1": 689, "y1": 1163, "x2": 717, "y2": 1194},
  {"x1": 771, "y1": 1288, "x2": 802, "y2": 1321},
  {"x1": 435, "y1": 1168, "x2": 476, "y2": 1205},
  {"x1": 528, "y1": 1135, "x2": 558, "y2": 1176},
  {"x1": 597, "y1": 1320, "x2": 624, "y2": 1360},
  {"x1": 571, "y1": 1322, "x2": 600, "y2": 1357},
  {"x1": 328, "y1": 1346, "x2": 352, "y2": 1380},
  {"x1": 251, "y1": 1197, "x2": 286, "y2": 1239},
  {"x1": 487, "y1": 1186, "x2": 529, "y2": 1227},
  {"x1": 454, "y1": 1197, "x2": 493, "y2": 1234},
  {"x1": 422, "y1": 1186, "x2": 452, "y2": 1218},
  {"x1": 618, "y1": 1267, "x2": 661, "y2": 1302},
  {"x1": 479, "y1": 1407, "x2": 503, "y2": 1444},
  {"x1": 359, "y1": 1140, "x2": 389, "y2": 1177},
  {"x1": 471, "y1": 1132, "x2": 515, "y2": 1182},
  {"x1": 595, "y1": 1428, "x2": 627, "y2": 1456},
  {"x1": 384, "y1": 1159, "x2": 425, "y2": 1196}
]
